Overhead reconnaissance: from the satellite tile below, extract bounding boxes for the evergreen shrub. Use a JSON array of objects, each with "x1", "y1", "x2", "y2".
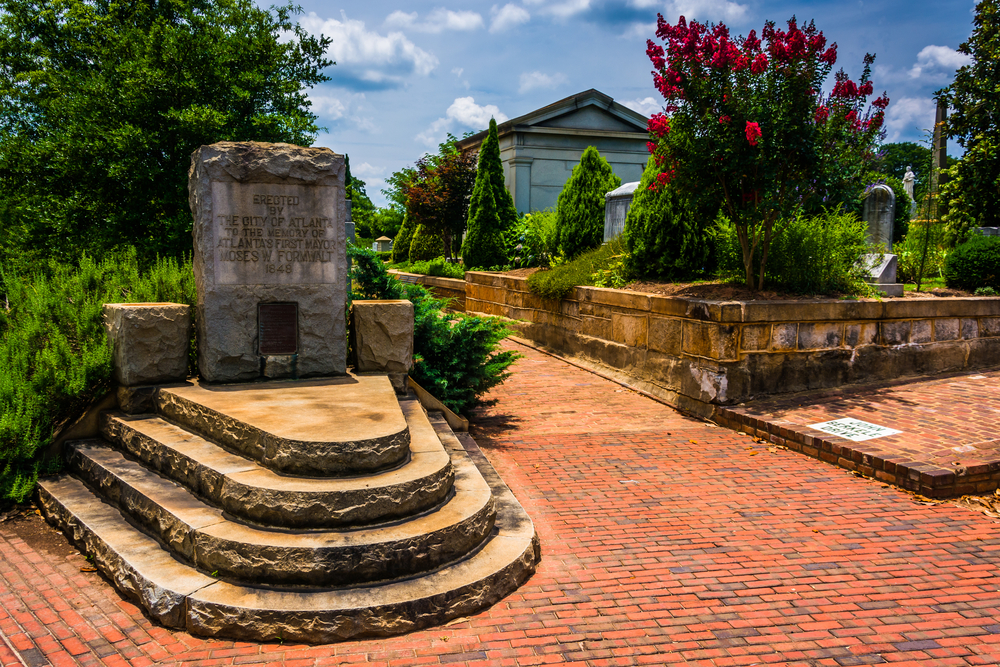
[
  {"x1": 347, "y1": 244, "x2": 517, "y2": 415},
  {"x1": 462, "y1": 119, "x2": 511, "y2": 269},
  {"x1": 392, "y1": 216, "x2": 417, "y2": 263},
  {"x1": 624, "y1": 156, "x2": 713, "y2": 279},
  {"x1": 556, "y1": 147, "x2": 621, "y2": 260},
  {"x1": 715, "y1": 208, "x2": 873, "y2": 294},
  {"x1": 0, "y1": 250, "x2": 196, "y2": 504},
  {"x1": 945, "y1": 234, "x2": 1000, "y2": 291},
  {"x1": 409, "y1": 224, "x2": 445, "y2": 262},
  {"x1": 527, "y1": 239, "x2": 627, "y2": 301}
]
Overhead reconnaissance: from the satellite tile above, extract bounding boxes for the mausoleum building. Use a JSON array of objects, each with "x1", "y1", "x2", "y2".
[{"x1": 456, "y1": 89, "x2": 650, "y2": 214}]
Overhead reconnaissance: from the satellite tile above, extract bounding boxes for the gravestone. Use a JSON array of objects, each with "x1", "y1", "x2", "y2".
[
  {"x1": 603, "y1": 181, "x2": 639, "y2": 242},
  {"x1": 862, "y1": 184, "x2": 895, "y2": 251},
  {"x1": 189, "y1": 141, "x2": 347, "y2": 382}
]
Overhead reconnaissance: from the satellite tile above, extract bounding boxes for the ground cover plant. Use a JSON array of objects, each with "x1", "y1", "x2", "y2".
[
  {"x1": 0, "y1": 251, "x2": 196, "y2": 504},
  {"x1": 387, "y1": 257, "x2": 465, "y2": 280},
  {"x1": 349, "y1": 244, "x2": 516, "y2": 415},
  {"x1": 527, "y1": 238, "x2": 628, "y2": 301},
  {"x1": 644, "y1": 15, "x2": 888, "y2": 290}
]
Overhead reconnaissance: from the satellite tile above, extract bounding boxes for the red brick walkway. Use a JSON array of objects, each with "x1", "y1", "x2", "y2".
[
  {"x1": 717, "y1": 369, "x2": 1000, "y2": 498},
  {"x1": 3, "y1": 340, "x2": 1000, "y2": 666}
]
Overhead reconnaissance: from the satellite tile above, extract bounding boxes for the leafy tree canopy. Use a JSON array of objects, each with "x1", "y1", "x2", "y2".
[{"x1": 0, "y1": 0, "x2": 332, "y2": 267}]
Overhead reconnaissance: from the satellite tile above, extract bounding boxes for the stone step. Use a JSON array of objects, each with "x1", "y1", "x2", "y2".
[
  {"x1": 154, "y1": 375, "x2": 411, "y2": 475},
  {"x1": 100, "y1": 398, "x2": 453, "y2": 528},
  {"x1": 66, "y1": 439, "x2": 496, "y2": 586},
  {"x1": 37, "y1": 414, "x2": 539, "y2": 642}
]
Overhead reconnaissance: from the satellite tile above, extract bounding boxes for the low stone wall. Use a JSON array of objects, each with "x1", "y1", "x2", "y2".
[
  {"x1": 462, "y1": 272, "x2": 1000, "y2": 417},
  {"x1": 388, "y1": 271, "x2": 467, "y2": 312}
]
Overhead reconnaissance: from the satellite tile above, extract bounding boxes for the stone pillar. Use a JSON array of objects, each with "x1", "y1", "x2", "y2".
[
  {"x1": 104, "y1": 303, "x2": 191, "y2": 386},
  {"x1": 350, "y1": 300, "x2": 414, "y2": 394},
  {"x1": 189, "y1": 142, "x2": 347, "y2": 383},
  {"x1": 510, "y1": 157, "x2": 533, "y2": 214}
]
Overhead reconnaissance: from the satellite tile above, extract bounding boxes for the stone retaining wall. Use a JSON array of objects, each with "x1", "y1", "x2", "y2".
[
  {"x1": 460, "y1": 271, "x2": 1000, "y2": 416},
  {"x1": 388, "y1": 271, "x2": 466, "y2": 312}
]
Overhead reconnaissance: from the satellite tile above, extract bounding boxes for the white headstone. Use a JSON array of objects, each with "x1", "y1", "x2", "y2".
[{"x1": 862, "y1": 184, "x2": 895, "y2": 251}]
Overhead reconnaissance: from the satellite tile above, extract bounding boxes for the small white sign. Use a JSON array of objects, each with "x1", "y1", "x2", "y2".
[{"x1": 808, "y1": 417, "x2": 901, "y2": 442}]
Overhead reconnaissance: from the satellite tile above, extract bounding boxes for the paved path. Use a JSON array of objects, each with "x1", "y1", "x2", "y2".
[{"x1": 3, "y1": 340, "x2": 1000, "y2": 666}]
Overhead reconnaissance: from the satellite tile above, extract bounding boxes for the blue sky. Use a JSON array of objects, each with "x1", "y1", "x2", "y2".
[{"x1": 289, "y1": 0, "x2": 979, "y2": 207}]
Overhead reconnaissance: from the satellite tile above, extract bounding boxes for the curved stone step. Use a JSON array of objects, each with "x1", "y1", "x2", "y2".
[
  {"x1": 100, "y1": 398, "x2": 453, "y2": 528},
  {"x1": 37, "y1": 422, "x2": 540, "y2": 643},
  {"x1": 155, "y1": 376, "x2": 410, "y2": 475},
  {"x1": 66, "y1": 439, "x2": 496, "y2": 586}
]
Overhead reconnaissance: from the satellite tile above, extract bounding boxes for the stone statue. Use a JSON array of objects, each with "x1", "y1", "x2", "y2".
[{"x1": 903, "y1": 166, "x2": 915, "y2": 201}]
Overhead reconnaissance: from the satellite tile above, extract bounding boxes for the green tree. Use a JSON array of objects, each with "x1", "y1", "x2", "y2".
[
  {"x1": 404, "y1": 148, "x2": 476, "y2": 262},
  {"x1": 556, "y1": 146, "x2": 621, "y2": 259},
  {"x1": 345, "y1": 155, "x2": 376, "y2": 240},
  {"x1": 0, "y1": 0, "x2": 331, "y2": 267},
  {"x1": 462, "y1": 120, "x2": 509, "y2": 269},
  {"x1": 408, "y1": 224, "x2": 445, "y2": 261},
  {"x1": 940, "y1": 0, "x2": 1000, "y2": 236},
  {"x1": 624, "y1": 157, "x2": 712, "y2": 279},
  {"x1": 392, "y1": 215, "x2": 417, "y2": 263}
]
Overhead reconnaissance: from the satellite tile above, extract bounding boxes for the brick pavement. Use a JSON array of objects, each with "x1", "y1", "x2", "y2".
[
  {"x1": 2, "y1": 340, "x2": 1000, "y2": 665},
  {"x1": 716, "y1": 369, "x2": 1000, "y2": 499}
]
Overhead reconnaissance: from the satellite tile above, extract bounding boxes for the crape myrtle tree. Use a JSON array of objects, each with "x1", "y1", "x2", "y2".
[
  {"x1": 404, "y1": 148, "x2": 477, "y2": 262},
  {"x1": 940, "y1": 0, "x2": 1000, "y2": 240},
  {"x1": 0, "y1": 0, "x2": 332, "y2": 266},
  {"x1": 556, "y1": 146, "x2": 621, "y2": 259},
  {"x1": 462, "y1": 118, "x2": 516, "y2": 269},
  {"x1": 645, "y1": 16, "x2": 887, "y2": 289}
]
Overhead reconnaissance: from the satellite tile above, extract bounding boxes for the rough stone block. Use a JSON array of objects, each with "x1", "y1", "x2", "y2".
[
  {"x1": 740, "y1": 324, "x2": 770, "y2": 351},
  {"x1": 351, "y1": 300, "x2": 414, "y2": 374},
  {"x1": 845, "y1": 323, "x2": 877, "y2": 348},
  {"x1": 797, "y1": 322, "x2": 843, "y2": 350},
  {"x1": 961, "y1": 318, "x2": 980, "y2": 339},
  {"x1": 611, "y1": 313, "x2": 648, "y2": 348},
  {"x1": 189, "y1": 141, "x2": 347, "y2": 383},
  {"x1": 648, "y1": 317, "x2": 682, "y2": 356},
  {"x1": 982, "y1": 317, "x2": 1000, "y2": 337},
  {"x1": 910, "y1": 319, "x2": 933, "y2": 344},
  {"x1": 770, "y1": 323, "x2": 798, "y2": 351},
  {"x1": 933, "y1": 318, "x2": 960, "y2": 341},
  {"x1": 103, "y1": 303, "x2": 190, "y2": 386},
  {"x1": 881, "y1": 320, "x2": 911, "y2": 346},
  {"x1": 682, "y1": 321, "x2": 738, "y2": 360}
]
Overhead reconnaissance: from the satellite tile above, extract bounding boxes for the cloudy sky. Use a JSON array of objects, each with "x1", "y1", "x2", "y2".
[{"x1": 287, "y1": 0, "x2": 979, "y2": 207}]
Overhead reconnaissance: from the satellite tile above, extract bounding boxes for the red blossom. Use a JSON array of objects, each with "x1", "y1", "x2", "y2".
[
  {"x1": 648, "y1": 113, "x2": 671, "y2": 138},
  {"x1": 647, "y1": 141, "x2": 657, "y2": 154},
  {"x1": 745, "y1": 121, "x2": 762, "y2": 146},
  {"x1": 750, "y1": 53, "x2": 768, "y2": 74},
  {"x1": 819, "y1": 44, "x2": 837, "y2": 65},
  {"x1": 872, "y1": 94, "x2": 889, "y2": 110},
  {"x1": 814, "y1": 105, "x2": 829, "y2": 123},
  {"x1": 832, "y1": 78, "x2": 859, "y2": 99},
  {"x1": 859, "y1": 81, "x2": 873, "y2": 96},
  {"x1": 720, "y1": 115, "x2": 731, "y2": 124}
]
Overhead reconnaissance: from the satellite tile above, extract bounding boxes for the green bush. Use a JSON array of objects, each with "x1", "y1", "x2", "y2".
[
  {"x1": 347, "y1": 244, "x2": 517, "y2": 415},
  {"x1": 376, "y1": 251, "x2": 393, "y2": 262},
  {"x1": 392, "y1": 216, "x2": 417, "y2": 263},
  {"x1": 462, "y1": 119, "x2": 512, "y2": 270},
  {"x1": 404, "y1": 257, "x2": 465, "y2": 279},
  {"x1": 715, "y1": 208, "x2": 873, "y2": 295},
  {"x1": 556, "y1": 147, "x2": 621, "y2": 260},
  {"x1": 945, "y1": 234, "x2": 1000, "y2": 291},
  {"x1": 527, "y1": 239, "x2": 627, "y2": 301},
  {"x1": 623, "y1": 156, "x2": 714, "y2": 280},
  {"x1": 0, "y1": 250, "x2": 196, "y2": 504},
  {"x1": 896, "y1": 223, "x2": 948, "y2": 284},
  {"x1": 505, "y1": 210, "x2": 559, "y2": 268},
  {"x1": 409, "y1": 224, "x2": 444, "y2": 262}
]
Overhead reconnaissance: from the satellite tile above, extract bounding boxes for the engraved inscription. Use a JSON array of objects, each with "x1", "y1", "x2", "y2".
[
  {"x1": 211, "y1": 182, "x2": 340, "y2": 285},
  {"x1": 258, "y1": 303, "x2": 298, "y2": 355}
]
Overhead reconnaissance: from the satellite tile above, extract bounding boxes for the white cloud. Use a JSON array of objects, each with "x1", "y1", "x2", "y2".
[
  {"x1": 352, "y1": 162, "x2": 386, "y2": 179},
  {"x1": 621, "y1": 97, "x2": 660, "y2": 117},
  {"x1": 663, "y1": 0, "x2": 748, "y2": 23},
  {"x1": 883, "y1": 97, "x2": 936, "y2": 142},
  {"x1": 299, "y1": 12, "x2": 438, "y2": 84},
  {"x1": 308, "y1": 94, "x2": 347, "y2": 120},
  {"x1": 490, "y1": 4, "x2": 531, "y2": 32},
  {"x1": 543, "y1": 0, "x2": 591, "y2": 19},
  {"x1": 416, "y1": 97, "x2": 508, "y2": 146},
  {"x1": 908, "y1": 45, "x2": 973, "y2": 79},
  {"x1": 518, "y1": 70, "x2": 568, "y2": 93},
  {"x1": 307, "y1": 91, "x2": 377, "y2": 132},
  {"x1": 385, "y1": 8, "x2": 484, "y2": 33}
]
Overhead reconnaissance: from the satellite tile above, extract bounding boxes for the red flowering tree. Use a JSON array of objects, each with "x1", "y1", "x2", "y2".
[{"x1": 646, "y1": 16, "x2": 888, "y2": 289}]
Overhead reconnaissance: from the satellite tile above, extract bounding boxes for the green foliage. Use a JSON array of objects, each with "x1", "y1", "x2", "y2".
[
  {"x1": 404, "y1": 137, "x2": 477, "y2": 261},
  {"x1": 505, "y1": 211, "x2": 559, "y2": 268},
  {"x1": 347, "y1": 244, "x2": 517, "y2": 415},
  {"x1": 976, "y1": 286, "x2": 998, "y2": 296},
  {"x1": 896, "y1": 222, "x2": 948, "y2": 284},
  {"x1": 462, "y1": 119, "x2": 510, "y2": 269},
  {"x1": 399, "y1": 258, "x2": 465, "y2": 279},
  {"x1": 0, "y1": 250, "x2": 196, "y2": 504},
  {"x1": 714, "y1": 208, "x2": 874, "y2": 295},
  {"x1": 409, "y1": 224, "x2": 445, "y2": 262},
  {"x1": 527, "y1": 239, "x2": 628, "y2": 301},
  {"x1": 940, "y1": 0, "x2": 1000, "y2": 232},
  {"x1": 0, "y1": 0, "x2": 332, "y2": 267},
  {"x1": 876, "y1": 142, "x2": 955, "y2": 205},
  {"x1": 392, "y1": 216, "x2": 417, "y2": 264},
  {"x1": 462, "y1": 161, "x2": 506, "y2": 270},
  {"x1": 623, "y1": 156, "x2": 713, "y2": 279},
  {"x1": 944, "y1": 234, "x2": 1000, "y2": 291},
  {"x1": 556, "y1": 147, "x2": 622, "y2": 260}
]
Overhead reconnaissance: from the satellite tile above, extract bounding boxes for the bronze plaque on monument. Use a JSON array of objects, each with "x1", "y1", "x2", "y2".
[{"x1": 258, "y1": 303, "x2": 298, "y2": 355}]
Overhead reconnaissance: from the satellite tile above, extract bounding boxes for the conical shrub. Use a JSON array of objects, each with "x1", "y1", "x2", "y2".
[
  {"x1": 462, "y1": 168, "x2": 506, "y2": 269},
  {"x1": 556, "y1": 146, "x2": 621, "y2": 259},
  {"x1": 392, "y1": 215, "x2": 416, "y2": 263},
  {"x1": 409, "y1": 223, "x2": 445, "y2": 262}
]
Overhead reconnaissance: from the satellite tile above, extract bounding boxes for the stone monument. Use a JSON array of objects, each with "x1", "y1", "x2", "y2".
[
  {"x1": 189, "y1": 142, "x2": 347, "y2": 382},
  {"x1": 862, "y1": 184, "x2": 895, "y2": 251}
]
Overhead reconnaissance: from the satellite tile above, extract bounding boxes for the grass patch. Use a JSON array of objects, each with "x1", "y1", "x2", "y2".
[
  {"x1": 904, "y1": 277, "x2": 947, "y2": 291},
  {"x1": 387, "y1": 257, "x2": 465, "y2": 279},
  {"x1": 527, "y1": 239, "x2": 625, "y2": 301}
]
